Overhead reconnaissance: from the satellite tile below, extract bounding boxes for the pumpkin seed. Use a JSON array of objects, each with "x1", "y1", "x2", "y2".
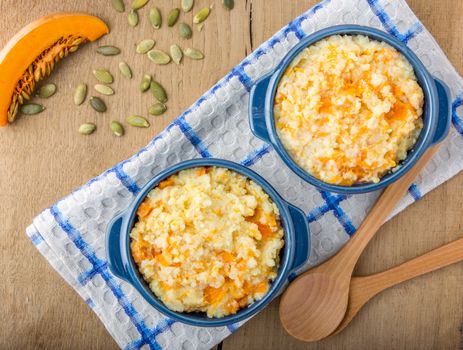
[
  {"x1": 21, "y1": 90, "x2": 30, "y2": 102},
  {"x1": 37, "y1": 83, "x2": 57, "y2": 98},
  {"x1": 147, "y1": 49, "x2": 171, "y2": 65},
  {"x1": 150, "y1": 80, "x2": 168, "y2": 103},
  {"x1": 140, "y1": 74, "x2": 152, "y2": 92},
  {"x1": 94, "y1": 84, "x2": 115, "y2": 96},
  {"x1": 89, "y1": 96, "x2": 107, "y2": 113},
  {"x1": 78, "y1": 123, "x2": 96, "y2": 135},
  {"x1": 167, "y1": 8, "x2": 180, "y2": 27},
  {"x1": 20, "y1": 103, "x2": 45, "y2": 115},
  {"x1": 178, "y1": 22, "x2": 192, "y2": 39},
  {"x1": 181, "y1": 0, "x2": 194, "y2": 12},
  {"x1": 170, "y1": 44, "x2": 183, "y2": 65},
  {"x1": 23, "y1": 91, "x2": 30, "y2": 101},
  {"x1": 119, "y1": 61, "x2": 132, "y2": 79},
  {"x1": 110, "y1": 120, "x2": 124, "y2": 136},
  {"x1": 222, "y1": 0, "x2": 234, "y2": 10},
  {"x1": 131, "y1": 0, "x2": 149, "y2": 10},
  {"x1": 74, "y1": 84, "x2": 87, "y2": 105},
  {"x1": 21, "y1": 91, "x2": 30, "y2": 101},
  {"x1": 112, "y1": 0, "x2": 125, "y2": 12},
  {"x1": 193, "y1": 7, "x2": 210, "y2": 24},
  {"x1": 148, "y1": 102, "x2": 167, "y2": 115},
  {"x1": 136, "y1": 39, "x2": 155, "y2": 54},
  {"x1": 149, "y1": 7, "x2": 161, "y2": 29},
  {"x1": 93, "y1": 69, "x2": 114, "y2": 84},
  {"x1": 96, "y1": 45, "x2": 121, "y2": 56},
  {"x1": 128, "y1": 9, "x2": 139, "y2": 26},
  {"x1": 127, "y1": 115, "x2": 150, "y2": 128},
  {"x1": 7, "y1": 101, "x2": 19, "y2": 122},
  {"x1": 184, "y1": 47, "x2": 204, "y2": 60}
]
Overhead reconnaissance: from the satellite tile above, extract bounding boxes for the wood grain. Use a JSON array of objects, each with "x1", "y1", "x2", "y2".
[{"x1": 0, "y1": 1, "x2": 462, "y2": 349}]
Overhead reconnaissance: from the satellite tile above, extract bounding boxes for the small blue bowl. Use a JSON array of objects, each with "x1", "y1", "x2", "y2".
[
  {"x1": 106, "y1": 158, "x2": 310, "y2": 327},
  {"x1": 249, "y1": 24, "x2": 451, "y2": 194}
]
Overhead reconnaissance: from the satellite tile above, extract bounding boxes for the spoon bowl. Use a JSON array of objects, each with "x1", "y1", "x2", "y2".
[{"x1": 280, "y1": 272, "x2": 348, "y2": 341}]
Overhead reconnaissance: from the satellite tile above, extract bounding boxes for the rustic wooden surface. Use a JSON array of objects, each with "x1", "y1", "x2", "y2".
[{"x1": 0, "y1": 1, "x2": 461, "y2": 349}]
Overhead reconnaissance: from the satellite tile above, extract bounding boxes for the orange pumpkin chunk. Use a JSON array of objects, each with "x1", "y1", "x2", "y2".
[
  {"x1": 254, "y1": 281, "x2": 268, "y2": 294},
  {"x1": 196, "y1": 167, "x2": 207, "y2": 176},
  {"x1": 204, "y1": 286, "x2": 226, "y2": 304},
  {"x1": 137, "y1": 202, "x2": 153, "y2": 218},
  {"x1": 158, "y1": 178, "x2": 175, "y2": 189},
  {"x1": 219, "y1": 251, "x2": 235, "y2": 263},
  {"x1": 257, "y1": 223, "x2": 273, "y2": 240},
  {"x1": 0, "y1": 13, "x2": 109, "y2": 125},
  {"x1": 156, "y1": 254, "x2": 170, "y2": 267}
]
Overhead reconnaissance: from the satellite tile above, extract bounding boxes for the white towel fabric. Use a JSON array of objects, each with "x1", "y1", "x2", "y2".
[{"x1": 27, "y1": 0, "x2": 463, "y2": 349}]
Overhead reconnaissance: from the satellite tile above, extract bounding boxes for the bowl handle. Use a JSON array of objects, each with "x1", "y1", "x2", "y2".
[
  {"x1": 106, "y1": 213, "x2": 131, "y2": 282},
  {"x1": 287, "y1": 203, "x2": 310, "y2": 277},
  {"x1": 249, "y1": 73, "x2": 273, "y2": 143},
  {"x1": 431, "y1": 78, "x2": 451, "y2": 145}
]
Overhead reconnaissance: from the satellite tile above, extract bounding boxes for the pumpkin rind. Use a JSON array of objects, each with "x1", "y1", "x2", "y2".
[{"x1": 0, "y1": 13, "x2": 109, "y2": 126}]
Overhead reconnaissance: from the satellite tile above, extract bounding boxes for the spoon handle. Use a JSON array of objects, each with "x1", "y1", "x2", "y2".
[
  {"x1": 356, "y1": 236, "x2": 463, "y2": 294},
  {"x1": 332, "y1": 236, "x2": 463, "y2": 336},
  {"x1": 327, "y1": 145, "x2": 441, "y2": 272}
]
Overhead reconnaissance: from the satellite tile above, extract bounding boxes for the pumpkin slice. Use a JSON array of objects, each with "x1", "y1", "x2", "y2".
[{"x1": 0, "y1": 13, "x2": 109, "y2": 126}]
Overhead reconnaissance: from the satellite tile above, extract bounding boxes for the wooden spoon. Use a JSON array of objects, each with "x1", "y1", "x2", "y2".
[
  {"x1": 332, "y1": 236, "x2": 463, "y2": 336},
  {"x1": 279, "y1": 145, "x2": 440, "y2": 342}
]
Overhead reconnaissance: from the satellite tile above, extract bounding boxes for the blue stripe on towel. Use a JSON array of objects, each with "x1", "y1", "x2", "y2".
[
  {"x1": 125, "y1": 318, "x2": 176, "y2": 350},
  {"x1": 286, "y1": 0, "x2": 327, "y2": 39},
  {"x1": 400, "y1": 22, "x2": 423, "y2": 43},
  {"x1": 283, "y1": 0, "x2": 329, "y2": 39},
  {"x1": 231, "y1": 65, "x2": 253, "y2": 92},
  {"x1": 227, "y1": 322, "x2": 240, "y2": 333},
  {"x1": 85, "y1": 298, "x2": 96, "y2": 309},
  {"x1": 77, "y1": 261, "x2": 108, "y2": 286},
  {"x1": 452, "y1": 95, "x2": 463, "y2": 137},
  {"x1": 240, "y1": 144, "x2": 272, "y2": 166},
  {"x1": 114, "y1": 164, "x2": 141, "y2": 195},
  {"x1": 408, "y1": 183, "x2": 422, "y2": 201},
  {"x1": 366, "y1": 0, "x2": 423, "y2": 43},
  {"x1": 50, "y1": 205, "x2": 169, "y2": 350},
  {"x1": 287, "y1": 20, "x2": 306, "y2": 40},
  {"x1": 30, "y1": 232, "x2": 44, "y2": 245},
  {"x1": 307, "y1": 194, "x2": 348, "y2": 223},
  {"x1": 319, "y1": 191, "x2": 356, "y2": 236},
  {"x1": 175, "y1": 117, "x2": 212, "y2": 158}
]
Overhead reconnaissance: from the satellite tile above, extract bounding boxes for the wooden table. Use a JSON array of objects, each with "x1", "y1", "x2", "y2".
[{"x1": 1, "y1": 0, "x2": 462, "y2": 349}]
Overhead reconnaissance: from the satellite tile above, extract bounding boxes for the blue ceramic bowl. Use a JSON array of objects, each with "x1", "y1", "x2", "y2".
[
  {"x1": 106, "y1": 158, "x2": 310, "y2": 327},
  {"x1": 249, "y1": 24, "x2": 451, "y2": 194}
]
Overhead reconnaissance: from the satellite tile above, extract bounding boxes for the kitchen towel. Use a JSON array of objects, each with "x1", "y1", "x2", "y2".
[{"x1": 27, "y1": 0, "x2": 463, "y2": 349}]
